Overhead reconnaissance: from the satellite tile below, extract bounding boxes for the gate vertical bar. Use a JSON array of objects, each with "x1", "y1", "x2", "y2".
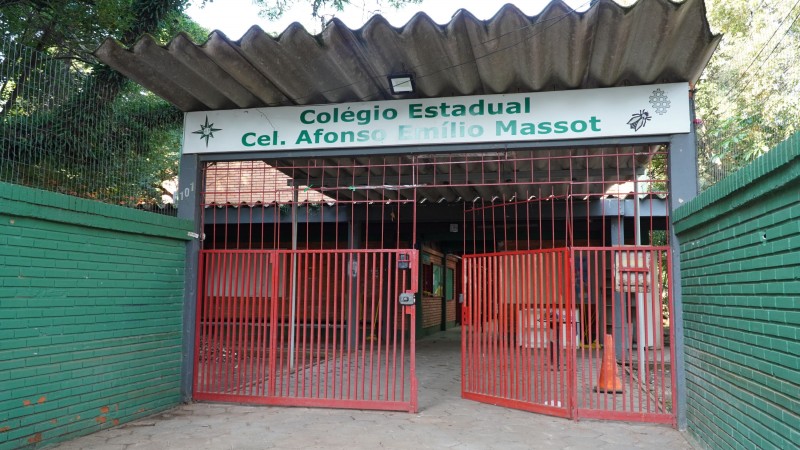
[
  {"x1": 348, "y1": 220, "x2": 362, "y2": 353},
  {"x1": 268, "y1": 252, "x2": 279, "y2": 397},
  {"x1": 408, "y1": 249, "x2": 419, "y2": 412},
  {"x1": 289, "y1": 182, "x2": 299, "y2": 372},
  {"x1": 566, "y1": 249, "x2": 576, "y2": 416},
  {"x1": 191, "y1": 250, "x2": 205, "y2": 395}
]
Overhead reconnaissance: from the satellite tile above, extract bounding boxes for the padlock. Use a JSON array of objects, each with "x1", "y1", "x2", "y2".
[{"x1": 398, "y1": 292, "x2": 415, "y2": 305}]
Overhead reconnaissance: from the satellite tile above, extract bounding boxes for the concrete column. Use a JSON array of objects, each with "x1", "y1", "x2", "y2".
[
  {"x1": 610, "y1": 217, "x2": 630, "y2": 360},
  {"x1": 177, "y1": 153, "x2": 202, "y2": 403},
  {"x1": 668, "y1": 96, "x2": 700, "y2": 430}
]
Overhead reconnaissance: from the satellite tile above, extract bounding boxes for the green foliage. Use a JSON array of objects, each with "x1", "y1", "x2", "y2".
[
  {"x1": 154, "y1": 9, "x2": 211, "y2": 44},
  {"x1": 1, "y1": 0, "x2": 208, "y2": 208},
  {"x1": 696, "y1": 0, "x2": 800, "y2": 188},
  {"x1": 0, "y1": 0, "x2": 134, "y2": 60},
  {"x1": 2, "y1": 0, "x2": 419, "y2": 208},
  {"x1": 241, "y1": 0, "x2": 421, "y2": 22},
  {"x1": 1, "y1": 74, "x2": 181, "y2": 205}
]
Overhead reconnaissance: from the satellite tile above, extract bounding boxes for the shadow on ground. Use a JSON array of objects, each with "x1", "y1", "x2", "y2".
[{"x1": 55, "y1": 328, "x2": 692, "y2": 450}]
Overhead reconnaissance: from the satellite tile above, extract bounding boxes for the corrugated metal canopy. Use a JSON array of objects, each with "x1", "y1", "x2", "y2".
[
  {"x1": 95, "y1": 0, "x2": 720, "y2": 113},
  {"x1": 95, "y1": 0, "x2": 719, "y2": 206}
]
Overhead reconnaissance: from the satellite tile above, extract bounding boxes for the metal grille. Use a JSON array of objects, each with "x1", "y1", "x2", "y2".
[
  {"x1": 196, "y1": 145, "x2": 673, "y2": 421},
  {"x1": 201, "y1": 159, "x2": 417, "y2": 251},
  {"x1": 200, "y1": 146, "x2": 666, "y2": 249},
  {"x1": 194, "y1": 249, "x2": 418, "y2": 412},
  {"x1": 462, "y1": 248, "x2": 573, "y2": 418},
  {"x1": 456, "y1": 145, "x2": 674, "y2": 423},
  {"x1": 0, "y1": 39, "x2": 181, "y2": 212},
  {"x1": 197, "y1": 158, "x2": 420, "y2": 411},
  {"x1": 573, "y1": 247, "x2": 674, "y2": 423},
  {"x1": 460, "y1": 246, "x2": 674, "y2": 422}
]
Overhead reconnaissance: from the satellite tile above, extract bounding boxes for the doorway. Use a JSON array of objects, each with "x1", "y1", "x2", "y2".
[{"x1": 192, "y1": 145, "x2": 676, "y2": 424}]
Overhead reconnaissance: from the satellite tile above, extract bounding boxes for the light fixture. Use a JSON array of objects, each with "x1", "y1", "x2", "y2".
[{"x1": 388, "y1": 73, "x2": 415, "y2": 95}]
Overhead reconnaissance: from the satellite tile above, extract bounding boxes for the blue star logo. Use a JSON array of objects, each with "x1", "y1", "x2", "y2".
[{"x1": 193, "y1": 116, "x2": 222, "y2": 147}]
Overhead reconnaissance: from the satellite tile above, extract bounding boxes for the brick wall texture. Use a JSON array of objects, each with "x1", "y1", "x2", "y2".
[
  {"x1": 0, "y1": 182, "x2": 193, "y2": 449},
  {"x1": 421, "y1": 296, "x2": 441, "y2": 330},
  {"x1": 446, "y1": 299, "x2": 456, "y2": 324},
  {"x1": 673, "y1": 134, "x2": 800, "y2": 450}
]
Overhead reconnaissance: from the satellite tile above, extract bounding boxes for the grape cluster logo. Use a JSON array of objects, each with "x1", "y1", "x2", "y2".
[{"x1": 626, "y1": 88, "x2": 672, "y2": 132}]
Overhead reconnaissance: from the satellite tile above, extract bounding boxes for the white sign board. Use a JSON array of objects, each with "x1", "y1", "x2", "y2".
[{"x1": 183, "y1": 83, "x2": 689, "y2": 154}]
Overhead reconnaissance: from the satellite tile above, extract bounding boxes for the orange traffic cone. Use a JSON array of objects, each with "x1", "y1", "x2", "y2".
[{"x1": 594, "y1": 334, "x2": 623, "y2": 394}]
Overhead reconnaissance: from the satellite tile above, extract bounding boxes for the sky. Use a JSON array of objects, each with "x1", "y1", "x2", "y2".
[{"x1": 186, "y1": 0, "x2": 592, "y2": 39}]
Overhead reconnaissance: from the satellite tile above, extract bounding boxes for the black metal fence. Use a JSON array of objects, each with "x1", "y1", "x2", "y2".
[{"x1": 1, "y1": 38, "x2": 182, "y2": 214}]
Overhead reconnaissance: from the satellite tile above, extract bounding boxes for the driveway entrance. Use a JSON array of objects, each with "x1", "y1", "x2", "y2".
[{"x1": 193, "y1": 147, "x2": 675, "y2": 425}]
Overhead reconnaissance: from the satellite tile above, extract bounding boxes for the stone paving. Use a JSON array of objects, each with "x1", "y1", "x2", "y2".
[{"x1": 54, "y1": 329, "x2": 693, "y2": 450}]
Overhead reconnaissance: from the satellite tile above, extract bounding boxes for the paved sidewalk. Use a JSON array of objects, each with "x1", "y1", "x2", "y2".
[{"x1": 55, "y1": 329, "x2": 692, "y2": 450}]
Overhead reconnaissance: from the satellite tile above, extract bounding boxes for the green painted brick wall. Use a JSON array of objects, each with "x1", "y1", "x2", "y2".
[
  {"x1": 674, "y1": 135, "x2": 800, "y2": 450},
  {"x1": 0, "y1": 182, "x2": 193, "y2": 449}
]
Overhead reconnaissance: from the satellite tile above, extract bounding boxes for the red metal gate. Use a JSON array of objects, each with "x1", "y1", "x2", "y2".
[
  {"x1": 461, "y1": 247, "x2": 675, "y2": 423},
  {"x1": 193, "y1": 249, "x2": 418, "y2": 412},
  {"x1": 573, "y1": 247, "x2": 675, "y2": 423},
  {"x1": 194, "y1": 148, "x2": 676, "y2": 422},
  {"x1": 462, "y1": 248, "x2": 574, "y2": 418}
]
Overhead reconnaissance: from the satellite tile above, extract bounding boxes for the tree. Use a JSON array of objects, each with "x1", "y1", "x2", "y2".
[
  {"x1": 1, "y1": 0, "x2": 209, "y2": 112},
  {"x1": 695, "y1": 0, "x2": 800, "y2": 187},
  {"x1": 244, "y1": 0, "x2": 420, "y2": 20},
  {"x1": 2, "y1": 0, "x2": 424, "y2": 206},
  {"x1": 1, "y1": 0, "x2": 209, "y2": 205},
  {"x1": 202, "y1": 0, "x2": 421, "y2": 30}
]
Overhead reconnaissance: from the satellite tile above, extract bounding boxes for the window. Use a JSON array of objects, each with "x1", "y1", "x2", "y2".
[
  {"x1": 432, "y1": 265, "x2": 443, "y2": 297},
  {"x1": 445, "y1": 267, "x2": 455, "y2": 300},
  {"x1": 422, "y1": 263, "x2": 444, "y2": 297},
  {"x1": 422, "y1": 263, "x2": 433, "y2": 296}
]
